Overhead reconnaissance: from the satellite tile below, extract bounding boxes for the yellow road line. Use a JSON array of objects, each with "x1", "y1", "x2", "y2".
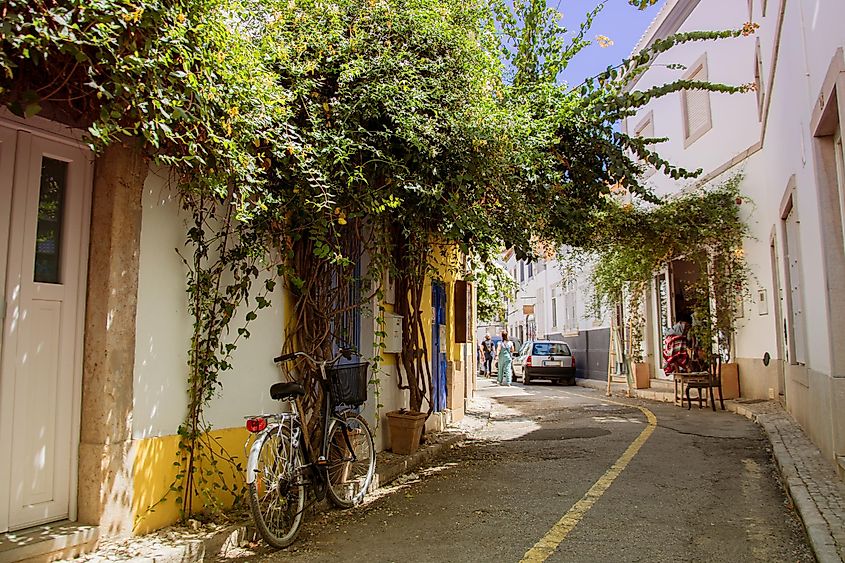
[{"x1": 520, "y1": 396, "x2": 658, "y2": 563}]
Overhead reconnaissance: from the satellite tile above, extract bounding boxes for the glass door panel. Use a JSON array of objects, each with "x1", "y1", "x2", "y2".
[{"x1": 34, "y1": 156, "x2": 68, "y2": 284}]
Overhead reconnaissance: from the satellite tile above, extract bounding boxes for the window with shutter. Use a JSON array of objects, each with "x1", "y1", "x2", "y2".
[
  {"x1": 454, "y1": 280, "x2": 470, "y2": 343},
  {"x1": 681, "y1": 55, "x2": 712, "y2": 146},
  {"x1": 635, "y1": 115, "x2": 654, "y2": 138}
]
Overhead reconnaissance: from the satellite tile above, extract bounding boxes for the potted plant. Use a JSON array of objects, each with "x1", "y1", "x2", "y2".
[
  {"x1": 385, "y1": 227, "x2": 436, "y2": 455},
  {"x1": 386, "y1": 409, "x2": 429, "y2": 455},
  {"x1": 627, "y1": 288, "x2": 651, "y2": 390}
]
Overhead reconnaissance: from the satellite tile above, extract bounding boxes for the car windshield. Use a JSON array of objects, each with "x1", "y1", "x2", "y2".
[{"x1": 532, "y1": 342, "x2": 570, "y2": 356}]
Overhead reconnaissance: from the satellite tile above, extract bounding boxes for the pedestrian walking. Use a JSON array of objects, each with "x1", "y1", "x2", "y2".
[
  {"x1": 497, "y1": 331, "x2": 515, "y2": 386},
  {"x1": 480, "y1": 334, "x2": 494, "y2": 377}
]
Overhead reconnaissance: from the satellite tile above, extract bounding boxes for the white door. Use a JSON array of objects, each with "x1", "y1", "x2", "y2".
[
  {"x1": 784, "y1": 206, "x2": 806, "y2": 365},
  {"x1": 0, "y1": 124, "x2": 91, "y2": 532}
]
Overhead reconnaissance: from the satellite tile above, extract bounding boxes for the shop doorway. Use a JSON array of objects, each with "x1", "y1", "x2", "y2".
[
  {"x1": 431, "y1": 282, "x2": 447, "y2": 412},
  {"x1": 650, "y1": 260, "x2": 702, "y2": 378}
]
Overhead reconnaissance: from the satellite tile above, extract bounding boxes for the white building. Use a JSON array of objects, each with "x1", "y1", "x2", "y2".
[
  {"x1": 625, "y1": 0, "x2": 845, "y2": 476},
  {"x1": 502, "y1": 249, "x2": 611, "y2": 380}
]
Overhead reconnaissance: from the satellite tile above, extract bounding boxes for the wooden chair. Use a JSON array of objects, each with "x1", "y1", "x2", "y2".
[{"x1": 683, "y1": 355, "x2": 725, "y2": 411}]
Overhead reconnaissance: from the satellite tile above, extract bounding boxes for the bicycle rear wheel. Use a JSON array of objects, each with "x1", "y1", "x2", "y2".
[
  {"x1": 248, "y1": 429, "x2": 305, "y2": 548},
  {"x1": 325, "y1": 412, "x2": 376, "y2": 508}
]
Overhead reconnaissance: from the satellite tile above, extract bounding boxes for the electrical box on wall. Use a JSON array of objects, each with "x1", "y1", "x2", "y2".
[{"x1": 383, "y1": 312, "x2": 403, "y2": 354}]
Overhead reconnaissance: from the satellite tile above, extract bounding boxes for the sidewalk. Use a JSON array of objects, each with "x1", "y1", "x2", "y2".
[
  {"x1": 59, "y1": 428, "x2": 466, "y2": 562},
  {"x1": 731, "y1": 400, "x2": 845, "y2": 563},
  {"x1": 576, "y1": 376, "x2": 845, "y2": 563}
]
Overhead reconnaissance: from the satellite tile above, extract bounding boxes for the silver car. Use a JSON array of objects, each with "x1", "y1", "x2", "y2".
[{"x1": 513, "y1": 340, "x2": 576, "y2": 385}]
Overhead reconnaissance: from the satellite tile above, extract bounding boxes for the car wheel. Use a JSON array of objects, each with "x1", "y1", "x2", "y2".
[
  {"x1": 523, "y1": 375, "x2": 531, "y2": 386},
  {"x1": 567, "y1": 378, "x2": 576, "y2": 386}
]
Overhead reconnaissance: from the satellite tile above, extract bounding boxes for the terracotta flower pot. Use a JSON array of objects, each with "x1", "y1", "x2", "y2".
[
  {"x1": 386, "y1": 410, "x2": 428, "y2": 455},
  {"x1": 634, "y1": 362, "x2": 651, "y2": 389}
]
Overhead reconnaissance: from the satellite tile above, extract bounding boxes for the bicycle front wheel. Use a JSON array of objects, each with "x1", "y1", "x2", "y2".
[
  {"x1": 325, "y1": 412, "x2": 376, "y2": 508},
  {"x1": 248, "y1": 429, "x2": 306, "y2": 548}
]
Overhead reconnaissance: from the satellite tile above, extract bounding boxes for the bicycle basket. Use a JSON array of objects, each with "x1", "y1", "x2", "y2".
[{"x1": 326, "y1": 362, "x2": 369, "y2": 406}]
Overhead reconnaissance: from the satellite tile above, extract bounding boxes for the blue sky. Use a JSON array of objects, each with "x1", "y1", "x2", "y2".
[{"x1": 557, "y1": 0, "x2": 665, "y2": 86}]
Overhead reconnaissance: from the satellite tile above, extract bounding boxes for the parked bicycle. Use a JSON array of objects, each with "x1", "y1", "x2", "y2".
[{"x1": 245, "y1": 347, "x2": 376, "y2": 548}]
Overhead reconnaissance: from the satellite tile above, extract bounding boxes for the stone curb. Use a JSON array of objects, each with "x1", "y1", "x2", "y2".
[
  {"x1": 725, "y1": 402, "x2": 844, "y2": 563},
  {"x1": 575, "y1": 378, "x2": 626, "y2": 394},
  {"x1": 122, "y1": 540, "x2": 206, "y2": 563}
]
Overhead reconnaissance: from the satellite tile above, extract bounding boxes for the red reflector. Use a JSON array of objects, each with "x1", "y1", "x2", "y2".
[{"x1": 246, "y1": 417, "x2": 267, "y2": 433}]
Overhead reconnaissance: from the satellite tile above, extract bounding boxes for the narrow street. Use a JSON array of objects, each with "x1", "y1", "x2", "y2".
[{"x1": 229, "y1": 380, "x2": 814, "y2": 563}]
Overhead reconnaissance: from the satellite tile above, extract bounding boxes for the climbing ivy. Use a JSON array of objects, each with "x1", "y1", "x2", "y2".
[{"x1": 585, "y1": 177, "x2": 752, "y2": 363}]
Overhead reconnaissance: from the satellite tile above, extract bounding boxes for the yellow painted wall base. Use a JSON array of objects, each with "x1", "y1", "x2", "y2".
[{"x1": 132, "y1": 426, "x2": 250, "y2": 534}]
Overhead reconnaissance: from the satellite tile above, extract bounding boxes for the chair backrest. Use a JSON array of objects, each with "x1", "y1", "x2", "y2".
[{"x1": 709, "y1": 354, "x2": 722, "y2": 379}]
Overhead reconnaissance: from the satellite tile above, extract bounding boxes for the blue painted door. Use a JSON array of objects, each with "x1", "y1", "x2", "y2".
[{"x1": 431, "y1": 282, "x2": 448, "y2": 412}]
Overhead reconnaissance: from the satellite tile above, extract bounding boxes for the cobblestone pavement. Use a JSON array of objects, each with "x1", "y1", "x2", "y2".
[{"x1": 735, "y1": 400, "x2": 845, "y2": 563}]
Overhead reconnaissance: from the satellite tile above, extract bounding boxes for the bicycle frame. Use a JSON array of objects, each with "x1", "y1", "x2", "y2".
[{"x1": 246, "y1": 349, "x2": 358, "y2": 487}]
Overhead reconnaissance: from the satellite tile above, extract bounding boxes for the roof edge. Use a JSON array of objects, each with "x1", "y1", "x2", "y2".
[
  {"x1": 629, "y1": 0, "x2": 701, "y2": 58},
  {"x1": 624, "y1": 0, "x2": 702, "y2": 92}
]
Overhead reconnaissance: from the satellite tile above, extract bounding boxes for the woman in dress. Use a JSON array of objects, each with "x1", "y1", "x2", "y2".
[{"x1": 497, "y1": 331, "x2": 515, "y2": 386}]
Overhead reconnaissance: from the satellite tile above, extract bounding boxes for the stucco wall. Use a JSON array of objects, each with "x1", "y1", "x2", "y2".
[
  {"x1": 132, "y1": 170, "x2": 286, "y2": 440},
  {"x1": 626, "y1": 1, "x2": 759, "y2": 200},
  {"x1": 631, "y1": 0, "x2": 845, "y2": 470},
  {"x1": 743, "y1": 0, "x2": 845, "y2": 468},
  {"x1": 735, "y1": 357, "x2": 779, "y2": 400}
]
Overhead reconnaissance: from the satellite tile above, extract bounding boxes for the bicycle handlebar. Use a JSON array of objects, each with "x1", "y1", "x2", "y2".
[{"x1": 273, "y1": 348, "x2": 358, "y2": 366}]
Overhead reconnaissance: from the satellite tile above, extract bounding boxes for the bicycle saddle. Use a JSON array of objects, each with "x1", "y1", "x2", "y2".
[{"x1": 270, "y1": 382, "x2": 306, "y2": 400}]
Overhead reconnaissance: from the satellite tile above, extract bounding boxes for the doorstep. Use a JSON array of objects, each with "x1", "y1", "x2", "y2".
[
  {"x1": 648, "y1": 378, "x2": 675, "y2": 392},
  {"x1": 634, "y1": 388, "x2": 675, "y2": 403},
  {"x1": 425, "y1": 410, "x2": 452, "y2": 433},
  {"x1": 633, "y1": 378, "x2": 674, "y2": 403},
  {"x1": 0, "y1": 521, "x2": 98, "y2": 563}
]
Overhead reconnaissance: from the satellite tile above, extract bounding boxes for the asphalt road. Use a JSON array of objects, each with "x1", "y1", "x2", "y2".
[{"x1": 229, "y1": 379, "x2": 814, "y2": 563}]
